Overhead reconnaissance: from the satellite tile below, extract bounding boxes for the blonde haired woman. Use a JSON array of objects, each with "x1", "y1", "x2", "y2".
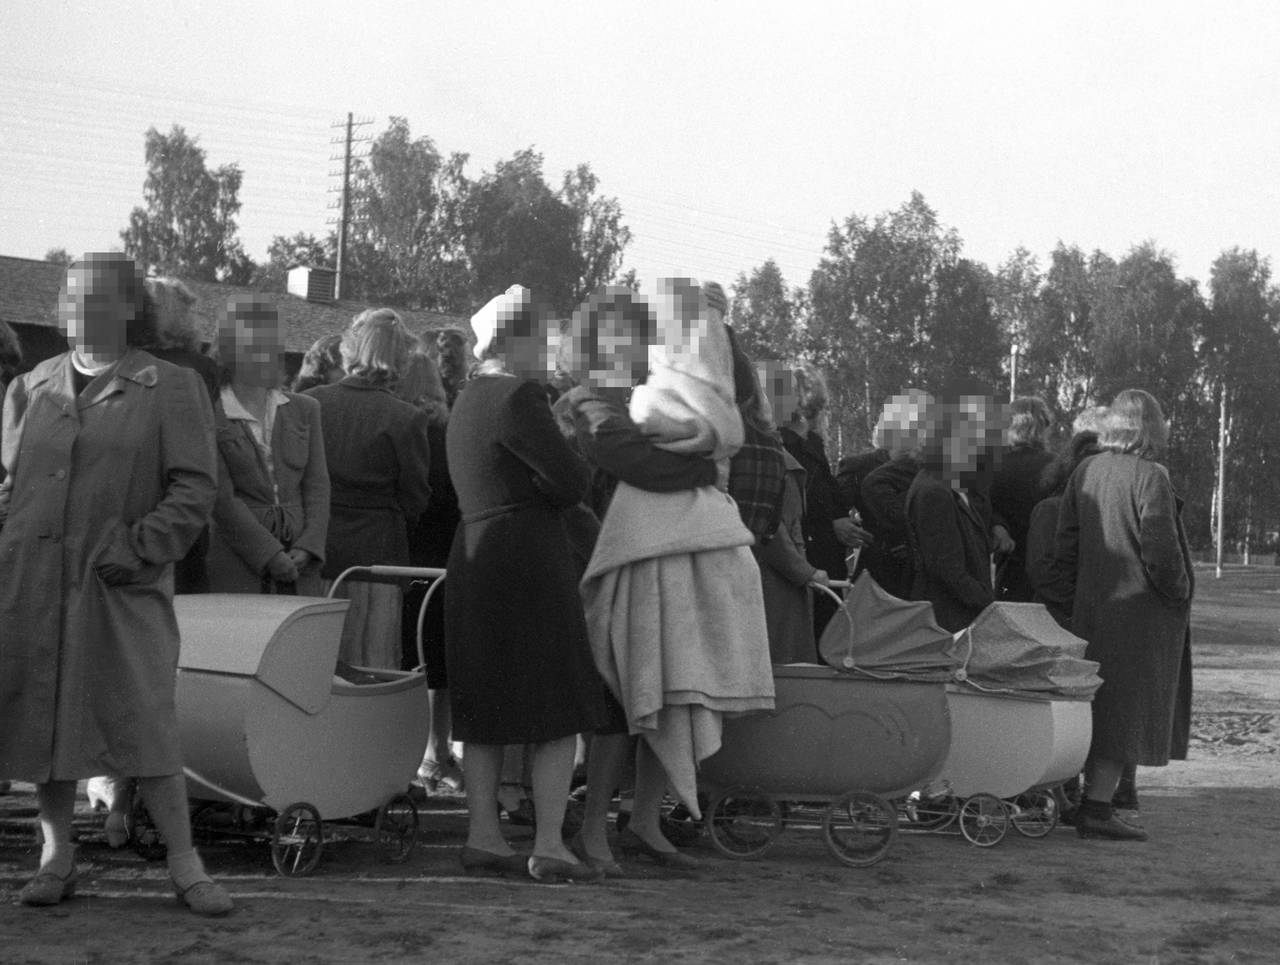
[
  {"x1": 1045, "y1": 389, "x2": 1192, "y2": 841},
  {"x1": 305, "y1": 309, "x2": 432, "y2": 668}
]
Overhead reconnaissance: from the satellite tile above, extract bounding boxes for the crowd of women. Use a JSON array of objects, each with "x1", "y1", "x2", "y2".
[{"x1": 0, "y1": 252, "x2": 1192, "y2": 914}]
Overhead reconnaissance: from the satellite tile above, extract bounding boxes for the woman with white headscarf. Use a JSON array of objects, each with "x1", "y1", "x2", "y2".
[{"x1": 445, "y1": 286, "x2": 609, "y2": 882}]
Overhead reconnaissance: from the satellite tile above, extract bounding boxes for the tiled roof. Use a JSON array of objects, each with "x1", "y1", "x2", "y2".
[{"x1": 0, "y1": 255, "x2": 472, "y2": 352}]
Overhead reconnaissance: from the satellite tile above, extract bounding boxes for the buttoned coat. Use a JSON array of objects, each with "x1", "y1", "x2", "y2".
[
  {"x1": 304, "y1": 376, "x2": 432, "y2": 577},
  {"x1": 0, "y1": 350, "x2": 216, "y2": 781},
  {"x1": 905, "y1": 471, "x2": 994, "y2": 632},
  {"x1": 1045, "y1": 451, "x2": 1192, "y2": 765},
  {"x1": 207, "y1": 390, "x2": 330, "y2": 592}
]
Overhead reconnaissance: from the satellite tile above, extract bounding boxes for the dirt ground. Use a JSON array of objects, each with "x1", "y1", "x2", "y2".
[{"x1": 2, "y1": 565, "x2": 1278, "y2": 965}]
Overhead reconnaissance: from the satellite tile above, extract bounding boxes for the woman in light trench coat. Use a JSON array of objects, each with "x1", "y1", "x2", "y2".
[{"x1": 0, "y1": 253, "x2": 232, "y2": 915}]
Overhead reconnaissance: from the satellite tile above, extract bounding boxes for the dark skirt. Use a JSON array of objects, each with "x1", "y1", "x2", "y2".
[{"x1": 445, "y1": 505, "x2": 608, "y2": 745}]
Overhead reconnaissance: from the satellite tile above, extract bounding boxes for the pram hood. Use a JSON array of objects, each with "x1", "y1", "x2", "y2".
[
  {"x1": 818, "y1": 578, "x2": 1102, "y2": 700},
  {"x1": 953, "y1": 603, "x2": 1102, "y2": 700},
  {"x1": 818, "y1": 573, "x2": 961, "y2": 680}
]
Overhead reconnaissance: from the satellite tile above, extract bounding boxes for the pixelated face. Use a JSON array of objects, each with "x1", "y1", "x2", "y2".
[
  {"x1": 942, "y1": 395, "x2": 1006, "y2": 479},
  {"x1": 756, "y1": 362, "x2": 797, "y2": 425},
  {"x1": 227, "y1": 314, "x2": 284, "y2": 388},
  {"x1": 499, "y1": 301, "x2": 551, "y2": 380},
  {"x1": 589, "y1": 307, "x2": 650, "y2": 388},
  {"x1": 881, "y1": 392, "x2": 933, "y2": 456},
  {"x1": 60, "y1": 259, "x2": 133, "y2": 357}
]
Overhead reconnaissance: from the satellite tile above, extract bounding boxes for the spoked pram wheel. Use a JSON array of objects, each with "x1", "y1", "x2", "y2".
[
  {"x1": 902, "y1": 791, "x2": 959, "y2": 832},
  {"x1": 130, "y1": 796, "x2": 167, "y2": 861},
  {"x1": 958, "y1": 793, "x2": 1009, "y2": 847},
  {"x1": 821, "y1": 791, "x2": 897, "y2": 867},
  {"x1": 706, "y1": 786, "x2": 783, "y2": 860},
  {"x1": 272, "y1": 802, "x2": 324, "y2": 876},
  {"x1": 374, "y1": 792, "x2": 419, "y2": 863},
  {"x1": 1009, "y1": 788, "x2": 1058, "y2": 838}
]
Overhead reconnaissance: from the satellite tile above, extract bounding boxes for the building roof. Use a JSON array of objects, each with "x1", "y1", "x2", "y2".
[{"x1": 0, "y1": 255, "x2": 471, "y2": 353}]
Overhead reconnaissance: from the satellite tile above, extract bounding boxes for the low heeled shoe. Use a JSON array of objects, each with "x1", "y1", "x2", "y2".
[
  {"x1": 569, "y1": 833, "x2": 625, "y2": 878},
  {"x1": 1075, "y1": 810, "x2": 1149, "y2": 842},
  {"x1": 527, "y1": 854, "x2": 603, "y2": 883},
  {"x1": 19, "y1": 863, "x2": 78, "y2": 906},
  {"x1": 616, "y1": 828, "x2": 702, "y2": 871},
  {"x1": 174, "y1": 878, "x2": 234, "y2": 916},
  {"x1": 459, "y1": 846, "x2": 529, "y2": 875}
]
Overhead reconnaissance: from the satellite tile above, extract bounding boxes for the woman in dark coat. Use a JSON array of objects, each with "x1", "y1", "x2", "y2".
[
  {"x1": 990, "y1": 396, "x2": 1055, "y2": 601},
  {"x1": 1044, "y1": 389, "x2": 1193, "y2": 841},
  {"x1": 305, "y1": 309, "x2": 432, "y2": 668},
  {"x1": 0, "y1": 254, "x2": 230, "y2": 914},
  {"x1": 208, "y1": 295, "x2": 330, "y2": 596},
  {"x1": 446, "y1": 285, "x2": 608, "y2": 882},
  {"x1": 904, "y1": 388, "x2": 998, "y2": 632}
]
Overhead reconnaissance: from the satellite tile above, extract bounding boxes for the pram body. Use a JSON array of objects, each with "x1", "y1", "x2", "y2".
[
  {"x1": 167, "y1": 582, "x2": 434, "y2": 874},
  {"x1": 697, "y1": 664, "x2": 951, "y2": 866}
]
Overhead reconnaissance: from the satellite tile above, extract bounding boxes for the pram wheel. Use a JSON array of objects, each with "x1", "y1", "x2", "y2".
[
  {"x1": 374, "y1": 792, "x2": 419, "y2": 863},
  {"x1": 1009, "y1": 789, "x2": 1058, "y2": 838},
  {"x1": 821, "y1": 791, "x2": 897, "y2": 867},
  {"x1": 706, "y1": 786, "x2": 783, "y2": 860},
  {"x1": 272, "y1": 802, "x2": 324, "y2": 876},
  {"x1": 130, "y1": 797, "x2": 167, "y2": 861},
  {"x1": 902, "y1": 791, "x2": 959, "y2": 831},
  {"x1": 958, "y1": 794, "x2": 1008, "y2": 847}
]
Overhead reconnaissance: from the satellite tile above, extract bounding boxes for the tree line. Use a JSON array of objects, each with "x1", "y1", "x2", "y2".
[{"x1": 56, "y1": 124, "x2": 1279, "y2": 555}]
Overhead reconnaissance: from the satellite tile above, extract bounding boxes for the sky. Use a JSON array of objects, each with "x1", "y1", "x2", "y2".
[{"x1": 3, "y1": 0, "x2": 1279, "y2": 300}]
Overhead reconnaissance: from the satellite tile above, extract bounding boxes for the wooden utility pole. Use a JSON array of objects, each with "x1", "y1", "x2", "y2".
[
  {"x1": 1215, "y1": 387, "x2": 1227, "y2": 579},
  {"x1": 328, "y1": 113, "x2": 372, "y2": 300}
]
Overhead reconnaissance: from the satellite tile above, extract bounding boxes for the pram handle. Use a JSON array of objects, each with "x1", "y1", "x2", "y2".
[{"x1": 328, "y1": 565, "x2": 448, "y2": 673}]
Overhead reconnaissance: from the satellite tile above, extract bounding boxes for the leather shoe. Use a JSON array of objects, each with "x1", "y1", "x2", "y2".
[
  {"x1": 459, "y1": 846, "x2": 528, "y2": 875},
  {"x1": 616, "y1": 828, "x2": 701, "y2": 870},
  {"x1": 19, "y1": 863, "x2": 78, "y2": 906},
  {"x1": 174, "y1": 878, "x2": 234, "y2": 916},
  {"x1": 1075, "y1": 809, "x2": 1149, "y2": 842},
  {"x1": 527, "y1": 854, "x2": 603, "y2": 883},
  {"x1": 569, "y1": 833, "x2": 625, "y2": 878}
]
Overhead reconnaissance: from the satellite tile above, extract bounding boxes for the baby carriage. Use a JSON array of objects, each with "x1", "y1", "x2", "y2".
[
  {"x1": 139, "y1": 565, "x2": 444, "y2": 875},
  {"x1": 697, "y1": 663, "x2": 951, "y2": 868},
  {"x1": 898, "y1": 603, "x2": 1098, "y2": 846}
]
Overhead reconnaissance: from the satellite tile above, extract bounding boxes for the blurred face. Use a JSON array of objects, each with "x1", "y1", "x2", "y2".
[
  {"x1": 757, "y1": 362, "x2": 797, "y2": 426},
  {"x1": 60, "y1": 261, "x2": 133, "y2": 359},
  {"x1": 229, "y1": 316, "x2": 284, "y2": 388},
  {"x1": 942, "y1": 395, "x2": 1006, "y2": 481},
  {"x1": 589, "y1": 308, "x2": 649, "y2": 388}
]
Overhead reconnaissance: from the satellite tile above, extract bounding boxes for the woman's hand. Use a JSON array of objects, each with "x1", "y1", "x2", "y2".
[
  {"x1": 266, "y1": 550, "x2": 299, "y2": 584},
  {"x1": 809, "y1": 569, "x2": 831, "y2": 588},
  {"x1": 286, "y1": 548, "x2": 314, "y2": 572}
]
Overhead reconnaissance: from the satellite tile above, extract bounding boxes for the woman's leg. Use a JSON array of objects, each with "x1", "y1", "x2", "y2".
[
  {"x1": 137, "y1": 774, "x2": 233, "y2": 914},
  {"x1": 34, "y1": 780, "x2": 77, "y2": 874},
  {"x1": 529, "y1": 735, "x2": 578, "y2": 862},
  {"x1": 1082, "y1": 757, "x2": 1124, "y2": 805},
  {"x1": 626, "y1": 740, "x2": 679, "y2": 852},
  {"x1": 462, "y1": 742, "x2": 511, "y2": 854},
  {"x1": 578, "y1": 733, "x2": 629, "y2": 861}
]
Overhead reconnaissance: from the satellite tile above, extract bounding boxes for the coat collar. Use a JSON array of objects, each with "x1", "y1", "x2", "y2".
[{"x1": 59, "y1": 348, "x2": 161, "y2": 411}]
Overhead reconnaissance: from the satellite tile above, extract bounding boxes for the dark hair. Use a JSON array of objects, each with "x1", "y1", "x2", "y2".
[
  {"x1": 1039, "y1": 430, "x2": 1102, "y2": 496},
  {"x1": 293, "y1": 333, "x2": 344, "y2": 392},
  {"x1": 64, "y1": 253, "x2": 155, "y2": 347},
  {"x1": 562, "y1": 285, "x2": 656, "y2": 387},
  {"x1": 1008, "y1": 396, "x2": 1051, "y2": 448},
  {"x1": 724, "y1": 324, "x2": 774, "y2": 434},
  {"x1": 0, "y1": 320, "x2": 21, "y2": 385}
]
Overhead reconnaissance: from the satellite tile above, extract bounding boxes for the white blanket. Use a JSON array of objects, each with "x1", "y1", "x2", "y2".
[{"x1": 581, "y1": 482, "x2": 774, "y2": 818}]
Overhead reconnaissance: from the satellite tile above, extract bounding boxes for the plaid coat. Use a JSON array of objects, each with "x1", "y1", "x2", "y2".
[{"x1": 728, "y1": 421, "x2": 787, "y2": 543}]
